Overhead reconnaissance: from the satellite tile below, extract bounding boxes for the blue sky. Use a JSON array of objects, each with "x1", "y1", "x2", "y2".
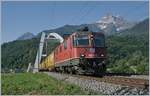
[{"x1": 2, "y1": 1, "x2": 149, "y2": 43}]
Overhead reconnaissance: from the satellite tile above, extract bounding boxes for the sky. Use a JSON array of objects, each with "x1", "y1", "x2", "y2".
[{"x1": 1, "y1": 1, "x2": 149, "y2": 43}]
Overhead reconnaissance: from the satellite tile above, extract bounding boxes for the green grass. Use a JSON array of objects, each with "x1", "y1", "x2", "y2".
[{"x1": 2, "y1": 73, "x2": 91, "y2": 95}]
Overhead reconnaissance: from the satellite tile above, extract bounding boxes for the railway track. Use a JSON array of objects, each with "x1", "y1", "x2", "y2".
[
  {"x1": 45, "y1": 71, "x2": 149, "y2": 89},
  {"x1": 72, "y1": 74, "x2": 149, "y2": 89},
  {"x1": 45, "y1": 72, "x2": 149, "y2": 95}
]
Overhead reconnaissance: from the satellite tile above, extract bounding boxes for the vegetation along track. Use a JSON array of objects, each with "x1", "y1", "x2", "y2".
[{"x1": 70, "y1": 74, "x2": 149, "y2": 89}]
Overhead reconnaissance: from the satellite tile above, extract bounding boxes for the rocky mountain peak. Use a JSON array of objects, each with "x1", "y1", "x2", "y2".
[{"x1": 95, "y1": 14, "x2": 135, "y2": 32}]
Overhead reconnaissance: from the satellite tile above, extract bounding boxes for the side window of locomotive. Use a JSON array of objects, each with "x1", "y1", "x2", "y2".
[
  {"x1": 73, "y1": 36, "x2": 77, "y2": 47},
  {"x1": 64, "y1": 41, "x2": 67, "y2": 49},
  {"x1": 59, "y1": 46, "x2": 62, "y2": 52},
  {"x1": 70, "y1": 37, "x2": 72, "y2": 49},
  {"x1": 57, "y1": 48, "x2": 59, "y2": 54}
]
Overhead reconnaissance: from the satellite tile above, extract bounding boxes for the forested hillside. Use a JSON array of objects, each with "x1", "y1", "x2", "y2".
[
  {"x1": 106, "y1": 18, "x2": 149, "y2": 74},
  {"x1": 2, "y1": 38, "x2": 39, "y2": 72},
  {"x1": 1, "y1": 38, "x2": 60, "y2": 72}
]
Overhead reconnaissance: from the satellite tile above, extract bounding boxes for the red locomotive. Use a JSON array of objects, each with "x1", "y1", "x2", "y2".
[{"x1": 54, "y1": 27, "x2": 107, "y2": 75}]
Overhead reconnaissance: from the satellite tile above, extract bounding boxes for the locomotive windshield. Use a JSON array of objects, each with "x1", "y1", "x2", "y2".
[
  {"x1": 73, "y1": 32, "x2": 105, "y2": 47},
  {"x1": 74, "y1": 34, "x2": 89, "y2": 46}
]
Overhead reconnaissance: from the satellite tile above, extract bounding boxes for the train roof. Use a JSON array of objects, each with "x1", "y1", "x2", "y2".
[{"x1": 71, "y1": 31, "x2": 105, "y2": 36}]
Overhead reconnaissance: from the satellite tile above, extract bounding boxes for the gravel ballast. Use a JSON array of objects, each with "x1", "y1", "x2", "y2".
[{"x1": 45, "y1": 72, "x2": 149, "y2": 95}]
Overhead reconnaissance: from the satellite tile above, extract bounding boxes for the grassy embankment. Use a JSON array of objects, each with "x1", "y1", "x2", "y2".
[{"x1": 2, "y1": 73, "x2": 95, "y2": 95}]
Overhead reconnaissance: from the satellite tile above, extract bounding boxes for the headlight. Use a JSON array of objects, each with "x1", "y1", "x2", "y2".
[
  {"x1": 102, "y1": 60, "x2": 105, "y2": 64},
  {"x1": 80, "y1": 54, "x2": 85, "y2": 60},
  {"x1": 101, "y1": 54, "x2": 104, "y2": 56},
  {"x1": 81, "y1": 54, "x2": 85, "y2": 57}
]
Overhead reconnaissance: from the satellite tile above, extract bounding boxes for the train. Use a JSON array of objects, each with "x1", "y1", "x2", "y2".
[{"x1": 39, "y1": 27, "x2": 107, "y2": 75}]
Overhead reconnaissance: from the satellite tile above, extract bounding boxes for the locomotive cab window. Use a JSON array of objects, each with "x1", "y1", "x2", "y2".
[
  {"x1": 59, "y1": 46, "x2": 62, "y2": 52},
  {"x1": 74, "y1": 34, "x2": 89, "y2": 47},
  {"x1": 73, "y1": 36, "x2": 77, "y2": 47},
  {"x1": 93, "y1": 35, "x2": 105, "y2": 47}
]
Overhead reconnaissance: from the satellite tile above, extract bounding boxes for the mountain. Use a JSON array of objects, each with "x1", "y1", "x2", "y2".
[
  {"x1": 14, "y1": 14, "x2": 137, "y2": 42},
  {"x1": 43, "y1": 25, "x2": 81, "y2": 36},
  {"x1": 117, "y1": 18, "x2": 149, "y2": 36},
  {"x1": 17, "y1": 32, "x2": 35, "y2": 40},
  {"x1": 41, "y1": 24, "x2": 103, "y2": 37},
  {"x1": 17, "y1": 14, "x2": 136, "y2": 40},
  {"x1": 95, "y1": 14, "x2": 136, "y2": 34},
  {"x1": 40, "y1": 14, "x2": 136, "y2": 36},
  {"x1": 96, "y1": 14, "x2": 136, "y2": 31}
]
